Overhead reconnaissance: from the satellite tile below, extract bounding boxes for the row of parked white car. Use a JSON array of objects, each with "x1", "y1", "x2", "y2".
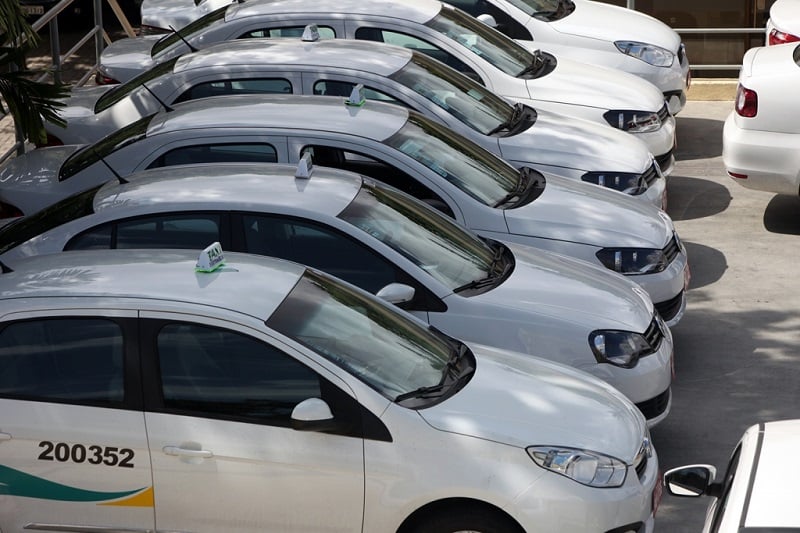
[{"x1": 0, "y1": 0, "x2": 737, "y2": 531}]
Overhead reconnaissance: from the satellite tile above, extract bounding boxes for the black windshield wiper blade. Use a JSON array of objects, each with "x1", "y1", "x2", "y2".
[
  {"x1": 518, "y1": 49, "x2": 546, "y2": 77},
  {"x1": 487, "y1": 102, "x2": 525, "y2": 136},
  {"x1": 395, "y1": 344, "x2": 469, "y2": 402},
  {"x1": 493, "y1": 168, "x2": 530, "y2": 208},
  {"x1": 453, "y1": 247, "x2": 506, "y2": 293},
  {"x1": 395, "y1": 382, "x2": 449, "y2": 402}
]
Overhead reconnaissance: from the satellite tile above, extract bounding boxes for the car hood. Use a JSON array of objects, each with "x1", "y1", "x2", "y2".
[
  {"x1": 551, "y1": 0, "x2": 681, "y2": 51},
  {"x1": 418, "y1": 343, "x2": 646, "y2": 459},
  {"x1": 473, "y1": 242, "x2": 653, "y2": 330},
  {"x1": 500, "y1": 108, "x2": 652, "y2": 173},
  {"x1": 99, "y1": 36, "x2": 161, "y2": 83},
  {"x1": 505, "y1": 173, "x2": 672, "y2": 248},
  {"x1": 57, "y1": 86, "x2": 114, "y2": 119},
  {"x1": 521, "y1": 50, "x2": 666, "y2": 112},
  {"x1": 769, "y1": 0, "x2": 800, "y2": 34},
  {"x1": 740, "y1": 42, "x2": 797, "y2": 79}
]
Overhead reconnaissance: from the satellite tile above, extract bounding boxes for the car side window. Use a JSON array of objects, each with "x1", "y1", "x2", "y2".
[
  {"x1": 312, "y1": 80, "x2": 405, "y2": 106},
  {"x1": 0, "y1": 318, "x2": 124, "y2": 404},
  {"x1": 65, "y1": 214, "x2": 222, "y2": 251},
  {"x1": 174, "y1": 78, "x2": 292, "y2": 104},
  {"x1": 148, "y1": 143, "x2": 278, "y2": 168},
  {"x1": 301, "y1": 145, "x2": 455, "y2": 218},
  {"x1": 710, "y1": 444, "x2": 742, "y2": 533},
  {"x1": 354, "y1": 27, "x2": 483, "y2": 84},
  {"x1": 241, "y1": 214, "x2": 398, "y2": 293},
  {"x1": 156, "y1": 322, "x2": 321, "y2": 426},
  {"x1": 239, "y1": 26, "x2": 336, "y2": 39},
  {"x1": 445, "y1": 0, "x2": 532, "y2": 40}
]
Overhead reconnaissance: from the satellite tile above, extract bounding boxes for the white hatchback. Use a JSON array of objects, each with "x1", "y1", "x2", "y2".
[
  {"x1": 664, "y1": 420, "x2": 800, "y2": 532},
  {"x1": 766, "y1": 0, "x2": 800, "y2": 45},
  {"x1": 0, "y1": 162, "x2": 675, "y2": 424},
  {"x1": 98, "y1": 0, "x2": 677, "y2": 169},
  {"x1": 0, "y1": 248, "x2": 661, "y2": 532},
  {"x1": 722, "y1": 42, "x2": 800, "y2": 196}
]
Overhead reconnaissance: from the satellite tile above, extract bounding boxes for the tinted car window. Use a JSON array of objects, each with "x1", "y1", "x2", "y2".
[
  {"x1": 312, "y1": 80, "x2": 401, "y2": 105},
  {"x1": 242, "y1": 215, "x2": 397, "y2": 293},
  {"x1": 95, "y1": 57, "x2": 181, "y2": 113},
  {"x1": 240, "y1": 26, "x2": 335, "y2": 39},
  {"x1": 0, "y1": 318, "x2": 124, "y2": 404},
  {"x1": 174, "y1": 78, "x2": 292, "y2": 103},
  {"x1": 116, "y1": 214, "x2": 221, "y2": 249},
  {"x1": 148, "y1": 143, "x2": 277, "y2": 168},
  {"x1": 157, "y1": 322, "x2": 321, "y2": 425}
]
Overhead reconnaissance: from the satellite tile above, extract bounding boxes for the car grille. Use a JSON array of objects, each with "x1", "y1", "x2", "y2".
[
  {"x1": 657, "y1": 103, "x2": 671, "y2": 124},
  {"x1": 663, "y1": 234, "x2": 680, "y2": 263},
  {"x1": 642, "y1": 162, "x2": 660, "y2": 186},
  {"x1": 655, "y1": 148, "x2": 673, "y2": 171},
  {"x1": 655, "y1": 290, "x2": 684, "y2": 322},
  {"x1": 643, "y1": 316, "x2": 664, "y2": 351},
  {"x1": 635, "y1": 388, "x2": 670, "y2": 422}
]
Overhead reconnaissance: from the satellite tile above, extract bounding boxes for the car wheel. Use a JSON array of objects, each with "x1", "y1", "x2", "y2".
[{"x1": 410, "y1": 507, "x2": 522, "y2": 533}]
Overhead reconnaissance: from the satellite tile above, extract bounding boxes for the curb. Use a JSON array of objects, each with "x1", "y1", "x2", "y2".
[{"x1": 687, "y1": 78, "x2": 737, "y2": 101}]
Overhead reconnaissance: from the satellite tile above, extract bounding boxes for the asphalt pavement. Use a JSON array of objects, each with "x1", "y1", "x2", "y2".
[{"x1": 3, "y1": 33, "x2": 799, "y2": 529}]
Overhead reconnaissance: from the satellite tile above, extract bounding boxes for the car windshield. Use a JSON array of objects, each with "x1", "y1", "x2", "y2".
[
  {"x1": 391, "y1": 51, "x2": 516, "y2": 135},
  {"x1": 266, "y1": 269, "x2": 469, "y2": 401},
  {"x1": 0, "y1": 186, "x2": 101, "y2": 255},
  {"x1": 426, "y1": 5, "x2": 534, "y2": 77},
  {"x1": 339, "y1": 180, "x2": 499, "y2": 290},
  {"x1": 59, "y1": 114, "x2": 155, "y2": 181},
  {"x1": 152, "y1": 4, "x2": 227, "y2": 57},
  {"x1": 384, "y1": 113, "x2": 522, "y2": 206},
  {"x1": 95, "y1": 57, "x2": 180, "y2": 113}
]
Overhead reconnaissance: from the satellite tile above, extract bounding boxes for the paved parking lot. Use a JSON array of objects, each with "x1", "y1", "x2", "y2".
[
  {"x1": 3, "y1": 35, "x2": 800, "y2": 528},
  {"x1": 655, "y1": 99, "x2": 800, "y2": 530}
]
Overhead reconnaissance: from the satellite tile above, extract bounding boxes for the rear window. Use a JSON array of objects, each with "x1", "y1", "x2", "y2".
[{"x1": 95, "y1": 58, "x2": 180, "y2": 113}]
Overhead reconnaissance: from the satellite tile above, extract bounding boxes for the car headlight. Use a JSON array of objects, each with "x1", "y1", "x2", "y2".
[
  {"x1": 614, "y1": 40, "x2": 675, "y2": 67},
  {"x1": 589, "y1": 329, "x2": 654, "y2": 368},
  {"x1": 527, "y1": 446, "x2": 627, "y2": 487},
  {"x1": 603, "y1": 110, "x2": 661, "y2": 133},
  {"x1": 596, "y1": 247, "x2": 669, "y2": 275},
  {"x1": 581, "y1": 172, "x2": 646, "y2": 195}
]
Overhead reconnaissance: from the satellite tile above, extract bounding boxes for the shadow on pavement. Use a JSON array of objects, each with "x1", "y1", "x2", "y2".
[
  {"x1": 682, "y1": 241, "x2": 727, "y2": 290},
  {"x1": 675, "y1": 116, "x2": 726, "y2": 160},
  {"x1": 764, "y1": 195, "x2": 800, "y2": 235},
  {"x1": 667, "y1": 175, "x2": 732, "y2": 221}
]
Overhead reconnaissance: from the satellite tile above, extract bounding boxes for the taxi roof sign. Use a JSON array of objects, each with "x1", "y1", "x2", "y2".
[
  {"x1": 295, "y1": 151, "x2": 314, "y2": 179},
  {"x1": 302, "y1": 24, "x2": 320, "y2": 42},
  {"x1": 345, "y1": 84, "x2": 366, "y2": 107},
  {"x1": 196, "y1": 242, "x2": 226, "y2": 272}
]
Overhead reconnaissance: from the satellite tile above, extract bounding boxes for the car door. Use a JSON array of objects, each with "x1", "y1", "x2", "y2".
[
  {"x1": 139, "y1": 313, "x2": 366, "y2": 532},
  {"x1": 0, "y1": 311, "x2": 153, "y2": 532}
]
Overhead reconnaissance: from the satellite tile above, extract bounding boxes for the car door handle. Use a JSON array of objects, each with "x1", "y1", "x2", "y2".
[{"x1": 162, "y1": 446, "x2": 213, "y2": 458}]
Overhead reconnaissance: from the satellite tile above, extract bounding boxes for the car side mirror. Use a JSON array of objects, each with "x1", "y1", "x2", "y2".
[
  {"x1": 663, "y1": 465, "x2": 717, "y2": 497},
  {"x1": 477, "y1": 13, "x2": 498, "y2": 27},
  {"x1": 375, "y1": 283, "x2": 415, "y2": 304},
  {"x1": 290, "y1": 398, "x2": 339, "y2": 432}
]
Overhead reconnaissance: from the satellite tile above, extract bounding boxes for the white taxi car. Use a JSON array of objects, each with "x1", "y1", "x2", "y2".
[
  {"x1": 722, "y1": 42, "x2": 800, "y2": 196},
  {"x1": 97, "y1": 0, "x2": 677, "y2": 169},
  {"x1": 0, "y1": 161, "x2": 675, "y2": 424},
  {"x1": 49, "y1": 36, "x2": 667, "y2": 204},
  {"x1": 0, "y1": 248, "x2": 662, "y2": 532},
  {"x1": 0, "y1": 94, "x2": 689, "y2": 325},
  {"x1": 663, "y1": 420, "x2": 800, "y2": 532},
  {"x1": 766, "y1": 0, "x2": 800, "y2": 45},
  {"x1": 447, "y1": 0, "x2": 690, "y2": 115}
]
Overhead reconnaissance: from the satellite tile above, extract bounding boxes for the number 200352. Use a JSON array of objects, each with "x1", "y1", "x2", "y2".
[{"x1": 38, "y1": 441, "x2": 134, "y2": 468}]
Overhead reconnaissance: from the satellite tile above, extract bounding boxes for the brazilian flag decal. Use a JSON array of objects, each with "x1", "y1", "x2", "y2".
[{"x1": 0, "y1": 465, "x2": 152, "y2": 506}]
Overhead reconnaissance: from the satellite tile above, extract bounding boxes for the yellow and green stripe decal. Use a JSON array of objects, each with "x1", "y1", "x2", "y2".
[{"x1": 0, "y1": 465, "x2": 153, "y2": 506}]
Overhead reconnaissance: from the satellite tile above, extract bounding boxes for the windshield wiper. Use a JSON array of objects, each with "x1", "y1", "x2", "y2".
[
  {"x1": 453, "y1": 244, "x2": 507, "y2": 293},
  {"x1": 487, "y1": 102, "x2": 526, "y2": 136},
  {"x1": 518, "y1": 49, "x2": 547, "y2": 77},
  {"x1": 534, "y1": 0, "x2": 566, "y2": 21},
  {"x1": 494, "y1": 168, "x2": 530, "y2": 208},
  {"x1": 395, "y1": 344, "x2": 471, "y2": 402}
]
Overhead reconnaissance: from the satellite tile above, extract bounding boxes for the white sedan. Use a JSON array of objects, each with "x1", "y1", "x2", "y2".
[
  {"x1": 766, "y1": 0, "x2": 800, "y2": 45},
  {"x1": 0, "y1": 248, "x2": 662, "y2": 532},
  {"x1": 98, "y1": 0, "x2": 677, "y2": 169},
  {"x1": 0, "y1": 161, "x2": 674, "y2": 424},
  {"x1": 664, "y1": 420, "x2": 800, "y2": 532},
  {"x1": 446, "y1": 0, "x2": 690, "y2": 115},
  {"x1": 0, "y1": 94, "x2": 690, "y2": 325},
  {"x1": 722, "y1": 42, "x2": 800, "y2": 196},
  {"x1": 52, "y1": 36, "x2": 667, "y2": 205}
]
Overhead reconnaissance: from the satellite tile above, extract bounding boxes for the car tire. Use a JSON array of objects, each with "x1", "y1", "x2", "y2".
[{"x1": 409, "y1": 507, "x2": 523, "y2": 533}]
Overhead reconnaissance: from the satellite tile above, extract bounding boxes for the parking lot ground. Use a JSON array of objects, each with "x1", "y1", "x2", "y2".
[{"x1": 655, "y1": 99, "x2": 800, "y2": 530}]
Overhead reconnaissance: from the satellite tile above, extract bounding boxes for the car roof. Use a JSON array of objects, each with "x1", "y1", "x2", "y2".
[
  {"x1": 742, "y1": 420, "x2": 800, "y2": 528},
  {"x1": 226, "y1": 0, "x2": 441, "y2": 25},
  {"x1": 92, "y1": 162, "x2": 363, "y2": 218},
  {"x1": 0, "y1": 249, "x2": 306, "y2": 320},
  {"x1": 175, "y1": 37, "x2": 413, "y2": 77},
  {"x1": 150, "y1": 93, "x2": 410, "y2": 141}
]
